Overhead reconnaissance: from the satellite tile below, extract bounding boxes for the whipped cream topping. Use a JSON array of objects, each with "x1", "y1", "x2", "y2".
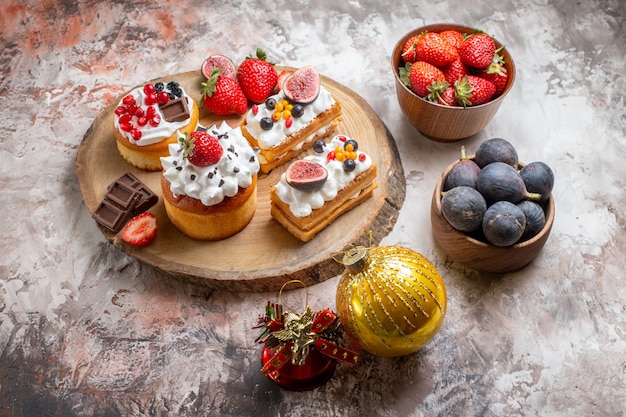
[
  {"x1": 244, "y1": 86, "x2": 335, "y2": 150},
  {"x1": 161, "y1": 122, "x2": 260, "y2": 206},
  {"x1": 114, "y1": 82, "x2": 196, "y2": 147},
  {"x1": 273, "y1": 135, "x2": 374, "y2": 217}
]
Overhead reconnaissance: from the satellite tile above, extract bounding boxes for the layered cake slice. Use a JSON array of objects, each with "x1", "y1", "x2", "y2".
[
  {"x1": 240, "y1": 67, "x2": 342, "y2": 174},
  {"x1": 270, "y1": 134, "x2": 377, "y2": 242}
]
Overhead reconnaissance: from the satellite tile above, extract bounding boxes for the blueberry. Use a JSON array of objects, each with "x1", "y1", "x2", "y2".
[
  {"x1": 292, "y1": 104, "x2": 304, "y2": 118},
  {"x1": 343, "y1": 159, "x2": 356, "y2": 172},
  {"x1": 344, "y1": 139, "x2": 358, "y2": 151},
  {"x1": 260, "y1": 117, "x2": 273, "y2": 130},
  {"x1": 167, "y1": 81, "x2": 179, "y2": 90},
  {"x1": 265, "y1": 97, "x2": 276, "y2": 110},
  {"x1": 313, "y1": 139, "x2": 325, "y2": 153},
  {"x1": 154, "y1": 82, "x2": 164, "y2": 92},
  {"x1": 171, "y1": 86, "x2": 183, "y2": 98}
]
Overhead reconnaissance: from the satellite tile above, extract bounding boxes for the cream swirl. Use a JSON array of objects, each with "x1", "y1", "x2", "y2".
[
  {"x1": 273, "y1": 135, "x2": 373, "y2": 217},
  {"x1": 160, "y1": 122, "x2": 260, "y2": 206},
  {"x1": 113, "y1": 83, "x2": 196, "y2": 147},
  {"x1": 244, "y1": 86, "x2": 335, "y2": 150}
]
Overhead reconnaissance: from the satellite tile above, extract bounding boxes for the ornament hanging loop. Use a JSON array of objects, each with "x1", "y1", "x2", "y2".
[
  {"x1": 278, "y1": 279, "x2": 309, "y2": 315},
  {"x1": 332, "y1": 230, "x2": 375, "y2": 273}
]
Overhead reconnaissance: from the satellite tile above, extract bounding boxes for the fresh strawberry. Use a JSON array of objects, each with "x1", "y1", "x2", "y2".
[
  {"x1": 276, "y1": 69, "x2": 294, "y2": 92},
  {"x1": 425, "y1": 80, "x2": 453, "y2": 105},
  {"x1": 201, "y1": 68, "x2": 248, "y2": 115},
  {"x1": 439, "y1": 29, "x2": 465, "y2": 49},
  {"x1": 237, "y1": 48, "x2": 278, "y2": 103},
  {"x1": 415, "y1": 32, "x2": 458, "y2": 66},
  {"x1": 121, "y1": 212, "x2": 157, "y2": 247},
  {"x1": 458, "y1": 32, "x2": 496, "y2": 69},
  {"x1": 477, "y1": 52, "x2": 509, "y2": 95},
  {"x1": 181, "y1": 131, "x2": 223, "y2": 167},
  {"x1": 401, "y1": 34, "x2": 422, "y2": 63},
  {"x1": 407, "y1": 61, "x2": 447, "y2": 97},
  {"x1": 440, "y1": 57, "x2": 469, "y2": 85},
  {"x1": 439, "y1": 86, "x2": 457, "y2": 106},
  {"x1": 454, "y1": 75, "x2": 496, "y2": 106}
]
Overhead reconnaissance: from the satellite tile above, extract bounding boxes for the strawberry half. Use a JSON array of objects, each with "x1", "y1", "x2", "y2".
[
  {"x1": 181, "y1": 131, "x2": 223, "y2": 167},
  {"x1": 121, "y1": 212, "x2": 157, "y2": 247},
  {"x1": 237, "y1": 48, "x2": 278, "y2": 104}
]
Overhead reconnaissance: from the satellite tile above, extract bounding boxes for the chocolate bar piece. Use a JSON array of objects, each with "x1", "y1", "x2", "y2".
[
  {"x1": 110, "y1": 172, "x2": 158, "y2": 215},
  {"x1": 160, "y1": 97, "x2": 190, "y2": 122},
  {"x1": 93, "y1": 187, "x2": 141, "y2": 233},
  {"x1": 94, "y1": 172, "x2": 158, "y2": 233}
]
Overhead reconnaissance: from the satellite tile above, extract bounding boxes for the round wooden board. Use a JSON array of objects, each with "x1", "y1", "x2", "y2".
[{"x1": 76, "y1": 70, "x2": 406, "y2": 292}]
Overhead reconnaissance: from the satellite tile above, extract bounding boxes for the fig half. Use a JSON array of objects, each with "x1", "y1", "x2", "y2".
[
  {"x1": 285, "y1": 160, "x2": 328, "y2": 192},
  {"x1": 283, "y1": 66, "x2": 320, "y2": 104}
]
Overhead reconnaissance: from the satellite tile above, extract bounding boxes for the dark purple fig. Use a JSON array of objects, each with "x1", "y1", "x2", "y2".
[
  {"x1": 474, "y1": 138, "x2": 519, "y2": 168},
  {"x1": 477, "y1": 162, "x2": 541, "y2": 204},
  {"x1": 443, "y1": 146, "x2": 481, "y2": 191},
  {"x1": 517, "y1": 200, "x2": 546, "y2": 242},
  {"x1": 520, "y1": 161, "x2": 554, "y2": 202},
  {"x1": 482, "y1": 201, "x2": 526, "y2": 246},
  {"x1": 283, "y1": 66, "x2": 320, "y2": 104},
  {"x1": 285, "y1": 160, "x2": 328, "y2": 191},
  {"x1": 441, "y1": 186, "x2": 487, "y2": 232}
]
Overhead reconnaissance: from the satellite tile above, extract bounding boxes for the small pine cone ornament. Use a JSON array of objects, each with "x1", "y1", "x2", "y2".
[{"x1": 335, "y1": 245, "x2": 447, "y2": 356}]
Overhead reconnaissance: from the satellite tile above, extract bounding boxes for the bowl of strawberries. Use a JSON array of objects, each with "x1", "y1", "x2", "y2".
[{"x1": 391, "y1": 24, "x2": 516, "y2": 142}]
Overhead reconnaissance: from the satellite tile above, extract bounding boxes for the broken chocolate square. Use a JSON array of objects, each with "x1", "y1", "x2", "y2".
[
  {"x1": 159, "y1": 97, "x2": 190, "y2": 122},
  {"x1": 94, "y1": 172, "x2": 158, "y2": 233},
  {"x1": 93, "y1": 191, "x2": 141, "y2": 233},
  {"x1": 110, "y1": 172, "x2": 158, "y2": 215}
]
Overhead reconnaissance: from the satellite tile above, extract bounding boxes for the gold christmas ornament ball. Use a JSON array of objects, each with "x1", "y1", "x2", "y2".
[{"x1": 335, "y1": 246, "x2": 447, "y2": 356}]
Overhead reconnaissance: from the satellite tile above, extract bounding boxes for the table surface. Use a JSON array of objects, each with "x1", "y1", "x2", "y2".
[{"x1": 1, "y1": 1, "x2": 625, "y2": 416}]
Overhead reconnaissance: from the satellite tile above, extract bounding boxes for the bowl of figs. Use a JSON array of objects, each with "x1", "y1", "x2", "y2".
[
  {"x1": 391, "y1": 24, "x2": 515, "y2": 142},
  {"x1": 430, "y1": 138, "x2": 555, "y2": 273}
]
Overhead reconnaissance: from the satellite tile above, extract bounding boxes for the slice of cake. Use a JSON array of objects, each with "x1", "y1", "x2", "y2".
[
  {"x1": 240, "y1": 67, "x2": 342, "y2": 174},
  {"x1": 114, "y1": 80, "x2": 199, "y2": 171},
  {"x1": 270, "y1": 134, "x2": 377, "y2": 242},
  {"x1": 160, "y1": 122, "x2": 260, "y2": 240}
]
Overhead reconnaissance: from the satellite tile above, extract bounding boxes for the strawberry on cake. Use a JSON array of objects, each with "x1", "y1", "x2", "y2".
[
  {"x1": 114, "y1": 80, "x2": 199, "y2": 171},
  {"x1": 240, "y1": 66, "x2": 342, "y2": 174},
  {"x1": 270, "y1": 134, "x2": 377, "y2": 242},
  {"x1": 160, "y1": 122, "x2": 260, "y2": 241}
]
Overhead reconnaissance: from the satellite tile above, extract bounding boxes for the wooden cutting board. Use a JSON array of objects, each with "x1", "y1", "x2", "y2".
[{"x1": 76, "y1": 69, "x2": 405, "y2": 292}]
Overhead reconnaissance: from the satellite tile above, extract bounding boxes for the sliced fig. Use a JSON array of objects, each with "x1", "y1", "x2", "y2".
[
  {"x1": 201, "y1": 54, "x2": 237, "y2": 80},
  {"x1": 285, "y1": 160, "x2": 328, "y2": 192},
  {"x1": 283, "y1": 66, "x2": 320, "y2": 104}
]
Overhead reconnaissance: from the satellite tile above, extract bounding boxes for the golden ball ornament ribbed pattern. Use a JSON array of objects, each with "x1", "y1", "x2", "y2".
[{"x1": 335, "y1": 246, "x2": 447, "y2": 356}]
